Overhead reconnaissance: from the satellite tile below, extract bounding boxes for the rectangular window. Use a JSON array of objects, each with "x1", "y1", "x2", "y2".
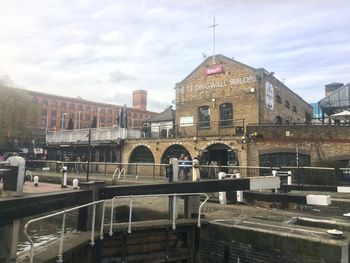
[
  {"x1": 198, "y1": 106, "x2": 210, "y2": 129},
  {"x1": 219, "y1": 103, "x2": 233, "y2": 127}
]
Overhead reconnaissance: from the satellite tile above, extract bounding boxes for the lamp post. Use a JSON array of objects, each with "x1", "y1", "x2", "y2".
[
  {"x1": 86, "y1": 128, "x2": 91, "y2": 182},
  {"x1": 97, "y1": 108, "x2": 100, "y2": 129},
  {"x1": 61, "y1": 113, "x2": 66, "y2": 130},
  {"x1": 78, "y1": 111, "x2": 81, "y2": 129}
]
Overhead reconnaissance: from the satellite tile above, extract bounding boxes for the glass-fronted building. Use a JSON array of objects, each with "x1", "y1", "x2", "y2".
[{"x1": 318, "y1": 83, "x2": 350, "y2": 118}]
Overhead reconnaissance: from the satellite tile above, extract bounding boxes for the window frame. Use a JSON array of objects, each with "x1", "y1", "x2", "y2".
[
  {"x1": 198, "y1": 105, "x2": 211, "y2": 129},
  {"x1": 219, "y1": 103, "x2": 233, "y2": 128}
]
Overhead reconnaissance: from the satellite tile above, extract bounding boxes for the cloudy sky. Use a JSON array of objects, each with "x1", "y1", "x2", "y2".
[{"x1": 1, "y1": 0, "x2": 349, "y2": 112}]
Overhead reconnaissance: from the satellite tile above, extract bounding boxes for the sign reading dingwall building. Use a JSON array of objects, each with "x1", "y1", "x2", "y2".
[{"x1": 265, "y1": 81, "x2": 274, "y2": 110}]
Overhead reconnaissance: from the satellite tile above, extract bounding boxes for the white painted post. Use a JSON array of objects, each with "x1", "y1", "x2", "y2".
[
  {"x1": 272, "y1": 170, "x2": 278, "y2": 193},
  {"x1": 218, "y1": 172, "x2": 227, "y2": 205},
  {"x1": 287, "y1": 171, "x2": 292, "y2": 185},
  {"x1": 73, "y1": 178, "x2": 79, "y2": 189},
  {"x1": 60, "y1": 166, "x2": 68, "y2": 188},
  {"x1": 170, "y1": 158, "x2": 179, "y2": 220},
  {"x1": 33, "y1": 176, "x2": 39, "y2": 187},
  {"x1": 235, "y1": 173, "x2": 244, "y2": 203},
  {"x1": 172, "y1": 158, "x2": 179, "y2": 182}
]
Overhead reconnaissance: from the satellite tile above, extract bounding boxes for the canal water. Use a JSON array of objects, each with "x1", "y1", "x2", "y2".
[{"x1": 17, "y1": 211, "x2": 78, "y2": 254}]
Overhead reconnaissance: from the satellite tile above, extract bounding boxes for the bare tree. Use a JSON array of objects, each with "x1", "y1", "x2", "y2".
[{"x1": 0, "y1": 84, "x2": 40, "y2": 150}]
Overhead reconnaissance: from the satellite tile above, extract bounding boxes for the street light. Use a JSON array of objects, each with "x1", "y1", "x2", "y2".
[
  {"x1": 61, "y1": 113, "x2": 67, "y2": 130},
  {"x1": 86, "y1": 128, "x2": 91, "y2": 182},
  {"x1": 78, "y1": 111, "x2": 82, "y2": 129}
]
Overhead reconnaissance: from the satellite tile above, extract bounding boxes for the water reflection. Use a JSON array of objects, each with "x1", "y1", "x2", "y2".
[{"x1": 17, "y1": 211, "x2": 78, "y2": 254}]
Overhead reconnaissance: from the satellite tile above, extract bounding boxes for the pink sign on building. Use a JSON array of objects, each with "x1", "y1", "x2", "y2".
[{"x1": 204, "y1": 65, "x2": 224, "y2": 75}]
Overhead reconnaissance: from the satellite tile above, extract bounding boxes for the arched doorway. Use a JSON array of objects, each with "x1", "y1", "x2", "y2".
[
  {"x1": 200, "y1": 143, "x2": 238, "y2": 166},
  {"x1": 128, "y1": 146, "x2": 155, "y2": 177},
  {"x1": 161, "y1": 144, "x2": 191, "y2": 164},
  {"x1": 129, "y1": 146, "x2": 155, "y2": 163}
]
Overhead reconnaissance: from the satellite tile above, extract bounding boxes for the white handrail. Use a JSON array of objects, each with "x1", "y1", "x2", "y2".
[
  {"x1": 109, "y1": 193, "x2": 209, "y2": 235},
  {"x1": 23, "y1": 200, "x2": 105, "y2": 263}
]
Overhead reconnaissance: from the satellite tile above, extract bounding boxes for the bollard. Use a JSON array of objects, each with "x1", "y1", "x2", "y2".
[
  {"x1": 218, "y1": 172, "x2": 227, "y2": 205},
  {"x1": 33, "y1": 176, "x2": 39, "y2": 187},
  {"x1": 169, "y1": 158, "x2": 179, "y2": 220},
  {"x1": 73, "y1": 178, "x2": 79, "y2": 189},
  {"x1": 235, "y1": 173, "x2": 244, "y2": 203},
  {"x1": 2, "y1": 156, "x2": 26, "y2": 197},
  {"x1": 192, "y1": 158, "x2": 200, "y2": 182},
  {"x1": 0, "y1": 156, "x2": 25, "y2": 262},
  {"x1": 60, "y1": 166, "x2": 68, "y2": 188},
  {"x1": 287, "y1": 171, "x2": 292, "y2": 185},
  {"x1": 272, "y1": 170, "x2": 278, "y2": 193}
]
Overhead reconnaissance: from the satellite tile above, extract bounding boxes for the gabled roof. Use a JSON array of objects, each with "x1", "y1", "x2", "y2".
[
  {"x1": 148, "y1": 107, "x2": 175, "y2": 122},
  {"x1": 176, "y1": 54, "x2": 257, "y2": 85}
]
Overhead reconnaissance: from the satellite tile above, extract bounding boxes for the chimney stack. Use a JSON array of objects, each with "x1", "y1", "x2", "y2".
[{"x1": 132, "y1": 90, "x2": 147, "y2": 110}]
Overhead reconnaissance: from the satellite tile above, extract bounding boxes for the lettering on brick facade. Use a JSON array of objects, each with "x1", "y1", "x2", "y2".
[{"x1": 177, "y1": 75, "x2": 256, "y2": 94}]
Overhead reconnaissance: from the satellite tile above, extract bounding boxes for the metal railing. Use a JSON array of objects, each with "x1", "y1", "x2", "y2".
[
  {"x1": 26, "y1": 160, "x2": 169, "y2": 178},
  {"x1": 25, "y1": 159, "x2": 350, "y2": 185},
  {"x1": 46, "y1": 119, "x2": 245, "y2": 144},
  {"x1": 23, "y1": 200, "x2": 105, "y2": 263},
  {"x1": 109, "y1": 193, "x2": 209, "y2": 235}
]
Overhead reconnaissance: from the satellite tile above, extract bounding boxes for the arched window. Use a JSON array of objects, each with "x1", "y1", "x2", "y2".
[
  {"x1": 274, "y1": 115, "x2": 282, "y2": 124},
  {"x1": 276, "y1": 95, "x2": 282, "y2": 104},
  {"x1": 285, "y1": 100, "x2": 290, "y2": 109},
  {"x1": 51, "y1": 100, "x2": 57, "y2": 108},
  {"x1": 129, "y1": 146, "x2": 155, "y2": 163},
  {"x1": 161, "y1": 145, "x2": 191, "y2": 164},
  {"x1": 219, "y1": 103, "x2": 233, "y2": 127},
  {"x1": 198, "y1": 106, "x2": 210, "y2": 128},
  {"x1": 41, "y1": 99, "x2": 48, "y2": 105},
  {"x1": 32, "y1": 97, "x2": 38, "y2": 104},
  {"x1": 61, "y1": 102, "x2": 66, "y2": 109}
]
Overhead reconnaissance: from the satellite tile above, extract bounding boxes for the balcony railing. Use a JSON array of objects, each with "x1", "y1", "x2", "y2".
[{"x1": 46, "y1": 119, "x2": 245, "y2": 144}]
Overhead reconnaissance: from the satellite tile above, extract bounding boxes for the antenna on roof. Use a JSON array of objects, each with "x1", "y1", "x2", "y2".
[{"x1": 209, "y1": 17, "x2": 219, "y2": 65}]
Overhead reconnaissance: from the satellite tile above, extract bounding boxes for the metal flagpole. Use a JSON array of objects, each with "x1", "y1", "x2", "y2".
[{"x1": 209, "y1": 17, "x2": 219, "y2": 64}]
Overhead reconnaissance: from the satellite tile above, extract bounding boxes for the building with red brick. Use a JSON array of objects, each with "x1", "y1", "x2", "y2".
[{"x1": 28, "y1": 89, "x2": 156, "y2": 132}]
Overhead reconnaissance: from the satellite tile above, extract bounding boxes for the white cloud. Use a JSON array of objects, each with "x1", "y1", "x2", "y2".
[{"x1": 0, "y1": 0, "x2": 349, "y2": 110}]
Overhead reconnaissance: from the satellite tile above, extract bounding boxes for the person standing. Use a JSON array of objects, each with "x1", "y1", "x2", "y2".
[
  {"x1": 165, "y1": 157, "x2": 173, "y2": 182},
  {"x1": 178, "y1": 153, "x2": 185, "y2": 180},
  {"x1": 183, "y1": 156, "x2": 191, "y2": 180}
]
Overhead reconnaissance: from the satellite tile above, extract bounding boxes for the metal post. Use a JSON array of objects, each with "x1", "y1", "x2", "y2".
[
  {"x1": 57, "y1": 212, "x2": 67, "y2": 263},
  {"x1": 100, "y1": 201, "x2": 106, "y2": 240},
  {"x1": 128, "y1": 196, "x2": 133, "y2": 234},
  {"x1": 198, "y1": 194, "x2": 209, "y2": 228},
  {"x1": 90, "y1": 204, "x2": 96, "y2": 246},
  {"x1": 87, "y1": 128, "x2": 91, "y2": 182},
  {"x1": 109, "y1": 198, "x2": 115, "y2": 236},
  {"x1": 172, "y1": 194, "x2": 177, "y2": 230}
]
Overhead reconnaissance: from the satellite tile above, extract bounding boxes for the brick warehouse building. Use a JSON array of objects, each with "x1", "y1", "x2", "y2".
[
  {"x1": 29, "y1": 89, "x2": 156, "y2": 132},
  {"x1": 46, "y1": 54, "x2": 350, "y2": 172},
  {"x1": 124, "y1": 55, "x2": 318, "y2": 169},
  {"x1": 30, "y1": 89, "x2": 157, "y2": 161}
]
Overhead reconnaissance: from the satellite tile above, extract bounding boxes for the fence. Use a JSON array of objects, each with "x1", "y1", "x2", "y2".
[
  {"x1": 24, "y1": 160, "x2": 349, "y2": 186},
  {"x1": 25, "y1": 160, "x2": 168, "y2": 179},
  {"x1": 46, "y1": 119, "x2": 246, "y2": 143}
]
